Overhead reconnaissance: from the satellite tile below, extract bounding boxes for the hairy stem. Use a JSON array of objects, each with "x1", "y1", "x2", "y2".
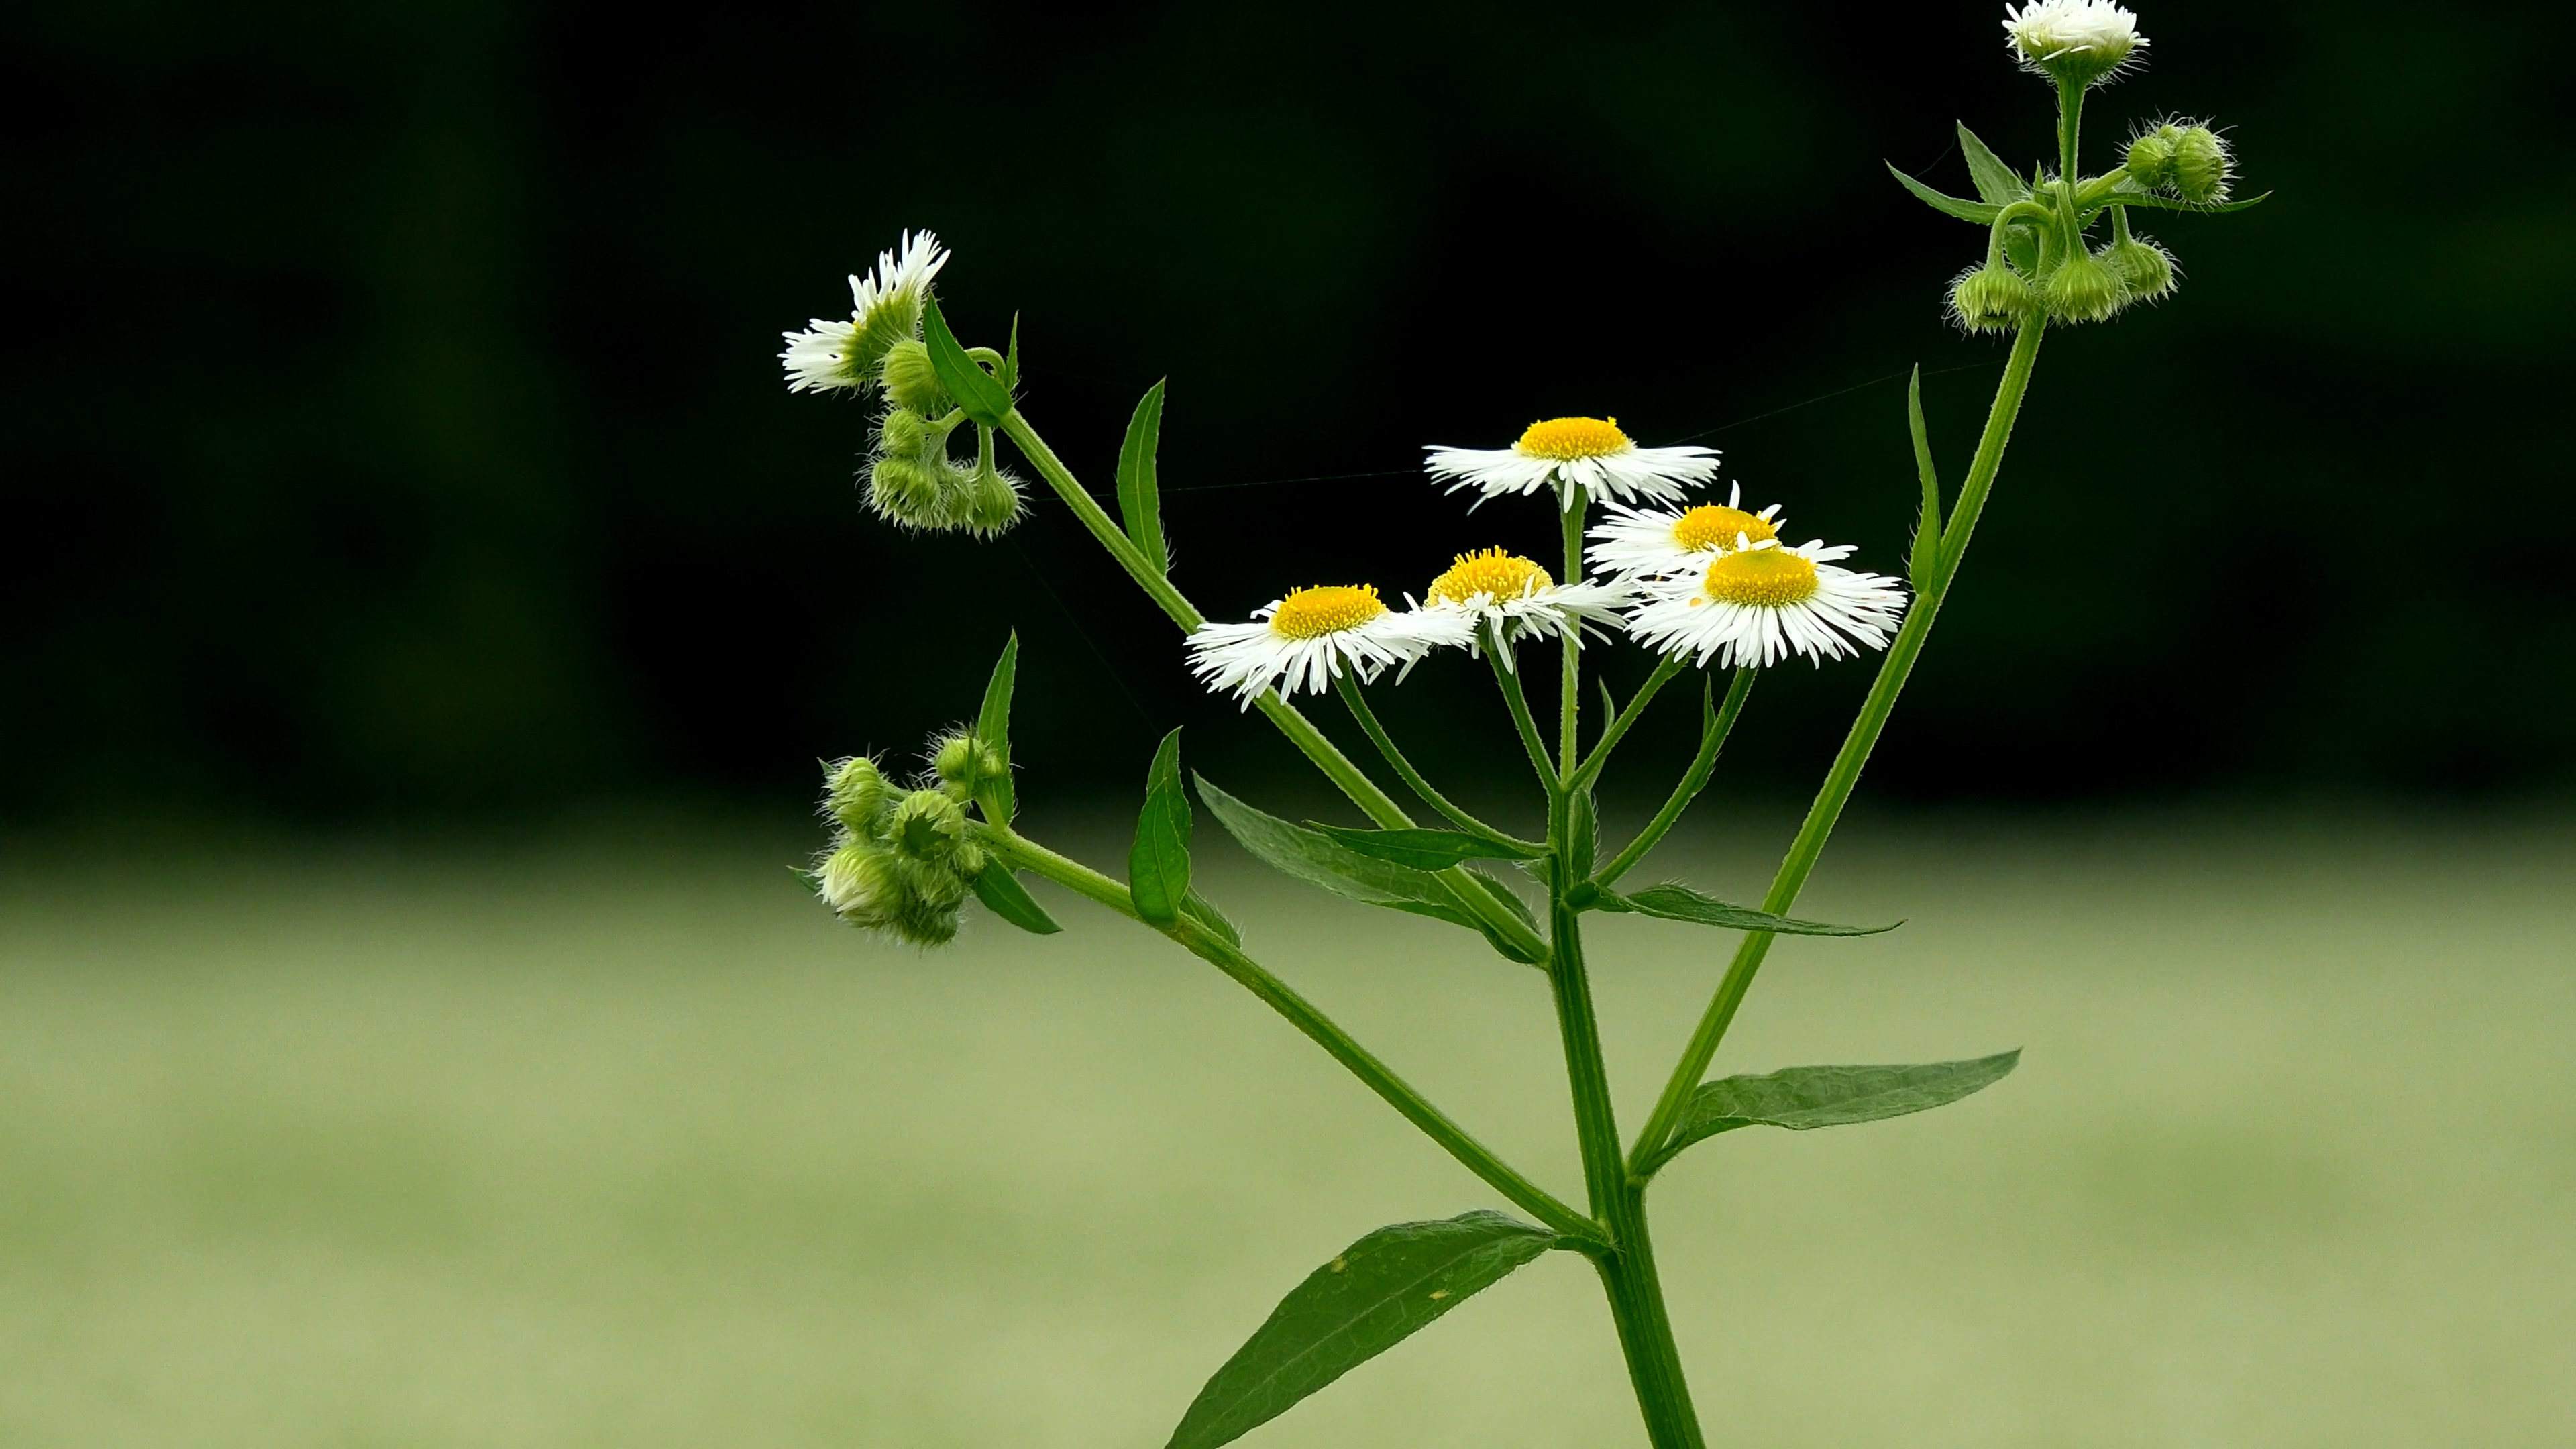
[
  {"x1": 1484, "y1": 621, "x2": 1560, "y2": 789},
  {"x1": 981, "y1": 824, "x2": 1601, "y2": 1244},
  {"x1": 1336, "y1": 674, "x2": 1540, "y2": 851},
  {"x1": 1629, "y1": 318, "x2": 2047, "y2": 1172},
  {"x1": 1558, "y1": 489, "x2": 1587, "y2": 777}
]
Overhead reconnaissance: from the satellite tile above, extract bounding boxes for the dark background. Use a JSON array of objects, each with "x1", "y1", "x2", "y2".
[{"x1": 9, "y1": 0, "x2": 2569, "y2": 824}]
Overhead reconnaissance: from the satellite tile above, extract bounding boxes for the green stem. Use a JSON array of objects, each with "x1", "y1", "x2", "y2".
[
  {"x1": 998, "y1": 409, "x2": 1547, "y2": 963},
  {"x1": 1593, "y1": 669, "x2": 1756, "y2": 890},
  {"x1": 1628, "y1": 319, "x2": 2047, "y2": 1173},
  {"x1": 1558, "y1": 489, "x2": 1587, "y2": 778},
  {"x1": 982, "y1": 824, "x2": 1602, "y2": 1246},
  {"x1": 1485, "y1": 621, "x2": 1560, "y2": 790},
  {"x1": 1570, "y1": 657, "x2": 1683, "y2": 792},
  {"x1": 1546, "y1": 796, "x2": 1705, "y2": 1448},
  {"x1": 1336, "y1": 674, "x2": 1540, "y2": 851}
]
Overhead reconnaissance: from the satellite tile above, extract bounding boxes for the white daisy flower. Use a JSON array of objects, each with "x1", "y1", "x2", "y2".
[
  {"x1": 1414, "y1": 548, "x2": 1633, "y2": 671},
  {"x1": 1187, "y1": 584, "x2": 1475, "y2": 708},
  {"x1": 2002, "y1": 0, "x2": 2146, "y2": 83},
  {"x1": 1424, "y1": 417, "x2": 1719, "y2": 507},
  {"x1": 780, "y1": 229, "x2": 951, "y2": 394},
  {"x1": 1627, "y1": 537, "x2": 1908, "y2": 670},
  {"x1": 1586, "y1": 482, "x2": 1789, "y2": 584}
]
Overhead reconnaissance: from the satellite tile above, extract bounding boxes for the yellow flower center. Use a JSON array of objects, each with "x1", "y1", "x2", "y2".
[
  {"x1": 1269, "y1": 584, "x2": 1388, "y2": 639},
  {"x1": 1699, "y1": 548, "x2": 1818, "y2": 608},
  {"x1": 1516, "y1": 416, "x2": 1630, "y2": 460},
  {"x1": 1427, "y1": 548, "x2": 1553, "y2": 605},
  {"x1": 1671, "y1": 504, "x2": 1778, "y2": 553}
]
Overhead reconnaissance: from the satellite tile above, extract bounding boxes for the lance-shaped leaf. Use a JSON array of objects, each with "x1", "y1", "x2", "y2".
[
  {"x1": 1130, "y1": 728, "x2": 1191, "y2": 926},
  {"x1": 1307, "y1": 824, "x2": 1544, "y2": 871},
  {"x1": 969, "y1": 865, "x2": 1061, "y2": 936},
  {"x1": 1166, "y1": 1210, "x2": 1557, "y2": 1449},
  {"x1": 922, "y1": 294, "x2": 1015, "y2": 427},
  {"x1": 1956, "y1": 121, "x2": 2026, "y2": 205},
  {"x1": 1641, "y1": 1051, "x2": 2020, "y2": 1176},
  {"x1": 2080, "y1": 189, "x2": 2271, "y2": 221},
  {"x1": 974, "y1": 631, "x2": 1018, "y2": 821},
  {"x1": 1568, "y1": 787, "x2": 1599, "y2": 874},
  {"x1": 1595, "y1": 882, "x2": 1898, "y2": 937},
  {"x1": 1197, "y1": 776, "x2": 1541, "y2": 963},
  {"x1": 1907, "y1": 364, "x2": 1943, "y2": 590},
  {"x1": 1180, "y1": 891, "x2": 1241, "y2": 949},
  {"x1": 1886, "y1": 162, "x2": 2001, "y2": 224},
  {"x1": 1118, "y1": 380, "x2": 1171, "y2": 576}
]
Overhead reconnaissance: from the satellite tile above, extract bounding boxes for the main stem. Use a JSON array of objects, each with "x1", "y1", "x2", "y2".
[
  {"x1": 1544, "y1": 486, "x2": 1703, "y2": 1449},
  {"x1": 1630, "y1": 319, "x2": 2048, "y2": 1169}
]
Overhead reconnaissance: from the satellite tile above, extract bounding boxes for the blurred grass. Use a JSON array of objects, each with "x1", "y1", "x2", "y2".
[{"x1": 3, "y1": 810, "x2": 2573, "y2": 1447}]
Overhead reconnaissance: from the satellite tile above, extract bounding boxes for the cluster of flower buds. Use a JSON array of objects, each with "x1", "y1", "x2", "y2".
[
  {"x1": 780, "y1": 231, "x2": 1025, "y2": 538},
  {"x1": 1930, "y1": 4, "x2": 2248, "y2": 333},
  {"x1": 814, "y1": 737, "x2": 1008, "y2": 945}
]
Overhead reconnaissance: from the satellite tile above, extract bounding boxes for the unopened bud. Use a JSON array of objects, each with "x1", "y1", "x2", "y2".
[
  {"x1": 825, "y1": 755, "x2": 890, "y2": 834},
  {"x1": 959, "y1": 460, "x2": 1025, "y2": 537},
  {"x1": 880, "y1": 338, "x2": 951, "y2": 416},
  {"x1": 819, "y1": 843, "x2": 902, "y2": 926},
  {"x1": 2125, "y1": 131, "x2": 2175, "y2": 189},
  {"x1": 2170, "y1": 126, "x2": 2233, "y2": 204},
  {"x1": 2003, "y1": 0, "x2": 2147, "y2": 89},
  {"x1": 877, "y1": 407, "x2": 932, "y2": 458},
  {"x1": 869, "y1": 455, "x2": 947, "y2": 528},
  {"x1": 891, "y1": 888, "x2": 963, "y2": 946},
  {"x1": 2102, "y1": 235, "x2": 2176, "y2": 303},
  {"x1": 2042, "y1": 250, "x2": 2126, "y2": 323},
  {"x1": 890, "y1": 788, "x2": 966, "y2": 862},
  {"x1": 1949, "y1": 265, "x2": 2038, "y2": 333},
  {"x1": 934, "y1": 733, "x2": 1005, "y2": 788}
]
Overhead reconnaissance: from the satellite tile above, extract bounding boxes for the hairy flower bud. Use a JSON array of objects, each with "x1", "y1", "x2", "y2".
[
  {"x1": 879, "y1": 338, "x2": 951, "y2": 416},
  {"x1": 959, "y1": 459, "x2": 1026, "y2": 537},
  {"x1": 2003, "y1": 0, "x2": 2146, "y2": 89},
  {"x1": 869, "y1": 455, "x2": 948, "y2": 529},
  {"x1": 2125, "y1": 130, "x2": 2176, "y2": 189},
  {"x1": 2043, "y1": 250, "x2": 2126, "y2": 323},
  {"x1": 892, "y1": 888, "x2": 963, "y2": 946},
  {"x1": 890, "y1": 788, "x2": 967, "y2": 862},
  {"x1": 2102, "y1": 235, "x2": 2176, "y2": 303},
  {"x1": 819, "y1": 843, "x2": 903, "y2": 926},
  {"x1": 2170, "y1": 126, "x2": 2233, "y2": 204},
  {"x1": 825, "y1": 755, "x2": 890, "y2": 835},
  {"x1": 1949, "y1": 265, "x2": 2038, "y2": 332},
  {"x1": 933, "y1": 733, "x2": 1004, "y2": 789},
  {"x1": 877, "y1": 407, "x2": 933, "y2": 458}
]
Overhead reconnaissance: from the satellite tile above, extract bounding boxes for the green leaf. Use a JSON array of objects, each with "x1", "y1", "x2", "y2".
[
  {"x1": 1568, "y1": 788, "x2": 1598, "y2": 873},
  {"x1": 1463, "y1": 866, "x2": 1541, "y2": 938},
  {"x1": 969, "y1": 865, "x2": 1061, "y2": 936},
  {"x1": 1117, "y1": 380, "x2": 1171, "y2": 576},
  {"x1": 1885, "y1": 162, "x2": 2001, "y2": 224},
  {"x1": 922, "y1": 294, "x2": 1015, "y2": 427},
  {"x1": 1130, "y1": 728, "x2": 1191, "y2": 926},
  {"x1": 2082, "y1": 189, "x2": 2271, "y2": 220},
  {"x1": 1179, "y1": 891, "x2": 1240, "y2": 949},
  {"x1": 974, "y1": 631, "x2": 1018, "y2": 822},
  {"x1": 1955, "y1": 121, "x2": 2025, "y2": 205},
  {"x1": 1307, "y1": 825, "x2": 1544, "y2": 871},
  {"x1": 2003, "y1": 221, "x2": 2041, "y2": 274},
  {"x1": 1642, "y1": 1051, "x2": 2020, "y2": 1175},
  {"x1": 1166, "y1": 1211, "x2": 1557, "y2": 1449},
  {"x1": 1196, "y1": 776, "x2": 1475, "y2": 924},
  {"x1": 1906, "y1": 364, "x2": 1943, "y2": 590},
  {"x1": 1596, "y1": 882, "x2": 1898, "y2": 937},
  {"x1": 1002, "y1": 311, "x2": 1020, "y2": 391}
]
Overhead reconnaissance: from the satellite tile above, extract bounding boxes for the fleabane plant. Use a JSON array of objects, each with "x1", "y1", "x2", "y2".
[{"x1": 780, "y1": 8, "x2": 2257, "y2": 1444}]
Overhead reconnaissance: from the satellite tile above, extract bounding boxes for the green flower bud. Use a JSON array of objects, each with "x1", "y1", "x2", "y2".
[
  {"x1": 1949, "y1": 265, "x2": 2038, "y2": 333},
  {"x1": 890, "y1": 888, "x2": 962, "y2": 947},
  {"x1": 879, "y1": 338, "x2": 951, "y2": 416},
  {"x1": 890, "y1": 788, "x2": 966, "y2": 862},
  {"x1": 2125, "y1": 131, "x2": 2175, "y2": 189},
  {"x1": 877, "y1": 407, "x2": 933, "y2": 458},
  {"x1": 2042, "y1": 250, "x2": 2125, "y2": 323},
  {"x1": 869, "y1": 455, "x2": 948, "y2": 529},
  {"x1": 951, "y1": 841, "x2": 989, "y2": 879},
  {"x1": 933, "y1": 733, "x2": 1005, "y2": 789},
  {"x1": 818, "y1": 843, "x2": 903, "y2": 926},
  {"x1": 2170, "y1": 126, "x2": 2233, "y2": 204},
  {"x1": 2102, "y1": 235, "x2": 2176, "y2": 303},
  {"x1": 899, "y1": 855, "x2": 971, "y2": 911},
  {"x1": 824, "y1": 755, "x2": 890, "y2": 835},
  {"x1": 958, "y1": 460, "x2": 1025, "y2": 537}
]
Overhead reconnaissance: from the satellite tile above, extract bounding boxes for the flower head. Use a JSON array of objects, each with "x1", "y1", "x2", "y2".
[
  {"x1": 1187, "y1": 584, "x2": 1474, "y2": 707},
  {"x1": 1417, "y1": 548, "x2": 1632, "y2": 668},
  {"x1": 1626, "y1": 537, "x2": 1908, "y2": 670},
  {"x1": 781, "y1": 230, "x2": 951, "y2": 394},
  {"x1": 2003, "y1": 0, "x2": 2147, "y2": 87},
  {"x1": 1585, "y1": 484, "x2": 1787, "y2": 584},
  {"x1": 1425, "y1": 417, "x2": 1719, "y2": 508}
]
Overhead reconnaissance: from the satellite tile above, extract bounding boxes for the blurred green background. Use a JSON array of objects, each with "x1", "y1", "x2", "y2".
[{"x1": 7, "y1": 0, "x2": 2574, "y2": 1444}]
